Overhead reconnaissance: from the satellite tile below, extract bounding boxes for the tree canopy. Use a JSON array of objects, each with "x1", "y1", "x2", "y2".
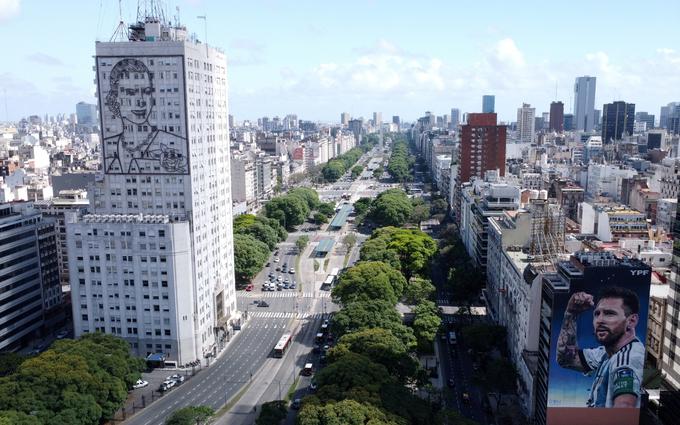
[
  {"x1": 412, "y1": 300, "x2": 442, "y2": 351},
  {"x1": 0, "y1": 333, "x2": 144, "y2": 424},
  {"x1": 255, "y1": 400, "x2": 287, "y2": 425},
  {"x1": 332, "y1": 261, "x2": 406, "y2": 306},
  {"x1": 331, "y1": 300, "x2": 416, "y2": 349},
  {"x1": 360, "y1": 227, "x2": 437, "y2": 279},
  {"x1": 298, "y1": 399, "x2": 403, "y2": 425},
  {"x1": 233, "y1": 234, "x2": 270, "y2": 282},
  {"x1": 403, "y1": 277, "x2": 436, "y2": 305},
  {"x1": 368, "y1": 189, "x2": 414, "y2": 228},
  {"x1": 387, "y1": 140, "x2": 411, "y2": 182},
  {"x1": 351, "y1": 165, "x2": 364, "y2": 178},
  {"x1": 165, "y1": 406, "x2": 214, "y2": 425}
]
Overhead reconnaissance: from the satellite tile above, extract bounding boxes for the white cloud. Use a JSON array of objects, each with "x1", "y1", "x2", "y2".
[{"x1": 0, "y1": 0, "x2": 20, "y2": 22}]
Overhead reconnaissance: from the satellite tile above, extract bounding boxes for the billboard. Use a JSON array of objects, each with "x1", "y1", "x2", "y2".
[
  {"x1": 546, "y1": 260, "x2": 651, "y2": 425},
  {"x1": 96, "y1": 55, "x2": 189, "y2": 175}
]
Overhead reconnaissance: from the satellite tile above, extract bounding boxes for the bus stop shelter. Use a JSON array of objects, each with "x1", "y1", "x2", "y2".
[
  {"x1": 329, "y1": 204, "x2": 353, "y2": 230},
  {"x1": 313, "y1": 239, "x2": 334, "y2": 257}
]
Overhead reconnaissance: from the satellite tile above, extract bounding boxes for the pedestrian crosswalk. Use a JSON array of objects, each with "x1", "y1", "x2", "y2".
[
  {"x1": 248, "y1": 311, "x2": 327, "y2": 319},
  {"x1": 239, "y1": 291, "x2": 332, "y2": 299}
]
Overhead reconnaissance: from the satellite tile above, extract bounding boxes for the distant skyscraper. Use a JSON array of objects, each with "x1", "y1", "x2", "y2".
[
  {"x1": 635, "y1": 112, "x2": 655, "y2": 130},
  {"x1": 517, "y1": 103, "x2": 536, "y2": 143},
  {"x1": 75, "y1": 101, "x2": 97, "y2": 126},
  {"x1": 68, "y1": 17, "x2": 236, "y2": 364},
  {"x1": 450, "y1": 108, "x2": 460, "y2": 128},
  {"x1": 341, "y1": 112, "x2": 350, "y2": 126},
  {"x1": 458, "y1": 113, "x2": 506, "y2": 184},
  {"x1": 373, "y1": 112, "x2": 382, "y2": 128},
  {"x1": 660, "y1": 102, "x2": 680, "y2": 129},
  {"x1": 392, "y1": 115, "x2": 400, "y2": 126},
  {"x1": 573, "y1": 76, "x2": 597, "y2": 131},
  {"x1": 602, "y1": 101, "x2": 635, "y2": 142},
  {"x1": 482, "y1": 95, "x2": 495, "y2": 113},
  {"x1": 549, "y1": 101, "x2": 564, "y2": 132},
  {"x1": 593, "y1": 109, "x2": 601, "y2": 130},
  {"x1": 541, "y1": 112, "x2": 550, "y2": 130},
  {"x1": 228, "y1": 114, "x2": 234, "y2": 128},
  {"x1": 348, "y1": 119, "x2": 363, "y2": 143},
  {"x1": 563, "y1": 113, "x2": 574, "y2": 131}
]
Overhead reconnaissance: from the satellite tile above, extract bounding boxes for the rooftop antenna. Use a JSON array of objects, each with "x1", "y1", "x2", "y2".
[
  {"x1": 197, "y1": 15, "x2": 208, "y2": 57},
  {"x1": 175, "y1": 5, "x2": 180, "y2": 27},
  {"x1": 110, "y1": 0, "x2": 127, "y2": 41}
]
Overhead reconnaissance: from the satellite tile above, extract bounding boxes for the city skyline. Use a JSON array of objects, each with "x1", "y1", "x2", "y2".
[{"x1": 1, "y1": 0, "x2": 680, "y2": 123}]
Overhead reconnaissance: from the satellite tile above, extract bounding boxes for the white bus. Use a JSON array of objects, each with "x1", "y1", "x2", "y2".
[
  {"x1": 330, "y1": 268, "x2": 340, "y2": 279},
  {"x1": 274, "y1": 333, "x2": 292, "y2": 357}
]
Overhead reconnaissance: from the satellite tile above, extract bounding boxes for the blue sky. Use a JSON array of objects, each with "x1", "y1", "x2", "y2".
[{"x1": 1, "y1": 0, "x2": 680, "y2": 124}]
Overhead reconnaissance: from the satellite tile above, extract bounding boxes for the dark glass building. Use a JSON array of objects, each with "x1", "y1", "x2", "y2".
[{"x1": 602, "y1": 101, "x2": 635, "y2": 142}]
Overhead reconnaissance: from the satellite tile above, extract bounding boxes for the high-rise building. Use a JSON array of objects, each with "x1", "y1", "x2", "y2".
[
  {"x1": 348, "y1": 119, "x2": 363, "y2": 144},
  {"x1": 340, "y1": 112, "x2": 350, "y2": 126},
  {"x1": 660, "y1": 102, "x2": 680, "y2": 129},
  {"x1": 457, "y1": 113, "x2": 506, "y2": 184},
  {"x1": 450, "y1": 108, "x2": 461, "y2": 129},
  {"x1": 0, "y1": 203, "x2": 60, "y2": 351},
  {"x1": 373, "y1": 112, "x2": 382, "y2": 128},
  {"x1": 662, "y1": 194, "x2": 680, "y2": 390},
  {"x1": 635, "y1": 112, "x2": 655, "y2": 130},
  {"x1": 482, "y1": 95, "x2": 495, "y2": 113},
  {"x1": 76, "y1": 101, "x2": 97, "y2": 126},
  {"x1": 67, "y1": 16, "x2": 236, "y2": 364},
  {"x1": 392, "y1": 115, "x2": 400, "y2": 126},
  {"x1": 573, "y1": 76, "x2": 597, "y2": 132},
  {"x1": 563, "y1": 114, "x2": 574, "y2": 131},
  {"x1": 549, "y1": 101, "x2": 564, "y2": 132},
  {"x1": 602, "y1": 101, "x2": 635, "y2": 142},
  {"x1": 517, "y1": 103, "x2": 536, "y2": 143},
  {"x1": 535, "y1": 251, "x2": 651, "y2": 425}
]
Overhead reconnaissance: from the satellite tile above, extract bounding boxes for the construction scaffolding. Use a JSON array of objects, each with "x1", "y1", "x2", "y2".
[{"x1": 529, "y1": 199, "x2": 566, "y2": 270}]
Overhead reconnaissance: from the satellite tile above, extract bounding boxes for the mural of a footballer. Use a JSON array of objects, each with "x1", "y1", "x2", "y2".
[{"x1": 556, "y1": 286, "x2": 644, "y2": 408}]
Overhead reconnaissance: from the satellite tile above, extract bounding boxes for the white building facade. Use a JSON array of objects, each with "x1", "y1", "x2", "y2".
[{"x1": 67, "y1": 18, "x2": 237, "y2": 364}]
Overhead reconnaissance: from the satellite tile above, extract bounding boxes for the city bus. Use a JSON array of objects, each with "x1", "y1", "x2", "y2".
[
  {"x1": 273, "y1": 333, "x2": 292, "y2": 358},
  {"x1": 323, "y1": 275, "x2": 335, "y2": 288},
  {"x1": 330, "y1": 268, "x2": 340, "y2": 280}
]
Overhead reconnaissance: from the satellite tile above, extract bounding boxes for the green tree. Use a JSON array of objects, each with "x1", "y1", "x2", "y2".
[
  {"x1": 233, "y1": 234, "x2": 269, "y2": 282},
  {"x1": 353, "y1": 197, "x2": 372, "y2": 216},
  {"x1": 312, "y1": 212, "x2": 328, "y2": 224},
  {"x1": 360, "y1": 227, "x2": 437, "y2": 279},
  {"x1": 410, "y1": 203, "x2": 430, "y2": 226},
  {"x1": 332, "y1": 262, "x2": 406, "y2": 306},
  {"x1": 343, "y1": 233, "x2": 357, "y2": 251},
  {"x1": 328, "y1": 328, "x2": 420, "y2": 385},
  {"x1": 315, "y1": 353, "x2": 394, "y2": 402},
  {"x1": 403, "y1": 277, "x2": 436, "y2": 305},
  {"x1": 387, "y1": 140, "x2": 411, "y2": 182},
  {"x1": 317, "y1": 202, "x2": 336, "y2": 217},
  {"x1": 264, "y1": 195, "x2": 309, "y2": 229},
  {"x1": 288, "y1": 187, "x2": 320, "y2": 210},
  {"x1": 412, "y1": 300, "x2": 442, "y2": 352},
  {"x1": 322, "y1": 160, "x2": 345, "y2": 182},
  {"x1": 351, "y1": 165, "x2": 364, "y2": 178},
  {"x1": 298, "y1": 399, "x2": 402, "y2": 425},
  {"x1": 0, "y1": 353, "x2": 25, "y2": 377},
  {"x1": 447, "y1": 264, "x2": 484, "y2": 305},
  {"x1": 331, "y1": 300, "x2": 416, "y2": 349},
  {"x1": 236, "y1": 221, "x2": 279, "y2": 250},
  {"x1": 430, "y1": 198, "x2": 449, "y2": 215},
  {"x1": 256, "y1": 400, "x2": 287, "y2": 425},
  {"x1": 255, "y1": 216, "x2": 288, "y2": 242},
  {"x1": 373, "y1": 166, "x2": 384, "y2": 180},
  {"x1": 296, "y1": 235, "x2": 309, "y2": 253},
  {"x1": 165, "y1": 406, "x2": 214, "y2": 425},
  {"x1": 0, "y1": 411, "x2": 41, "y2": 425},
  {"x1": 368, "y1": 189, "x2": 414, "y2": 227}
]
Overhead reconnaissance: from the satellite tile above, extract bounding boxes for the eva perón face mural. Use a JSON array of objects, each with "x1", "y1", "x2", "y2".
[{"x1": 98, "y1": 56, "x2": 189, "y2": 175}]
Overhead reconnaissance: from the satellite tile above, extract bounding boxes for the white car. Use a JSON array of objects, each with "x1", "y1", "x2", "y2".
[
  {"x1": 133, "y1": 379, "x2": 149, "y2": 389},
  {"x1": 273, "y1": 257, "x2": 280, "y2": 263},
  {"x1": 289, "y1": 268, "x2": 296, "y2": 274}
]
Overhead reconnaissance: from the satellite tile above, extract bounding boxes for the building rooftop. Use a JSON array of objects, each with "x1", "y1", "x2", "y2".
[{"x1": 81, "y1": 214, "x2": 171, "y2": 224}]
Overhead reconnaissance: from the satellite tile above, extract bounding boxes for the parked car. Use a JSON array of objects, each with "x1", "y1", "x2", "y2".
[
  {"x1": 291, "y1": 398, "x2": 301, "y2": 410},
  {"x1": 169, "y1": 374, "x2": 185, "y2": 384},
  {"x1": 447, "y1": 378, "x2": 455, "y2": 388},
  {"x1": 273, "y1": 257, "x2": 280, "y2": 263},
  {"x1": 133, "y1": 379, "x2": 149, "y2": 389},
  {"x1": 290, "y1": 283, "x2": 297, "y2": 289},
  {"x1": 159, "y1": 380, "x2": 175, "y2": 392},
  {"x1": 56, "y1": 330, "x2": 69, "y2": 339},
  {"x1": 257, "y1": 301, "x2": 270, "y2": 307},
  {"x1": 245, "y1": 284, "x2": 253, "y2": 292},
  {"x1": 289, "y1": 268, "x2": 295, "y2": 274}
]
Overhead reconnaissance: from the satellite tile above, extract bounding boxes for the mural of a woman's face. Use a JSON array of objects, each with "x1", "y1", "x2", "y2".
[
  {"x1": 106, "y1": 58, "x2": 154, "y2": 126},
  {"x1": 119, "y1": 77, "x2": 153, "y2": 125}
]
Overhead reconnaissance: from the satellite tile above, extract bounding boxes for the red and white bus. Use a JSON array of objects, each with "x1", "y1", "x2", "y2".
[{"x1": 273, "y1": 333, "x2": 292, "y2": 358}]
